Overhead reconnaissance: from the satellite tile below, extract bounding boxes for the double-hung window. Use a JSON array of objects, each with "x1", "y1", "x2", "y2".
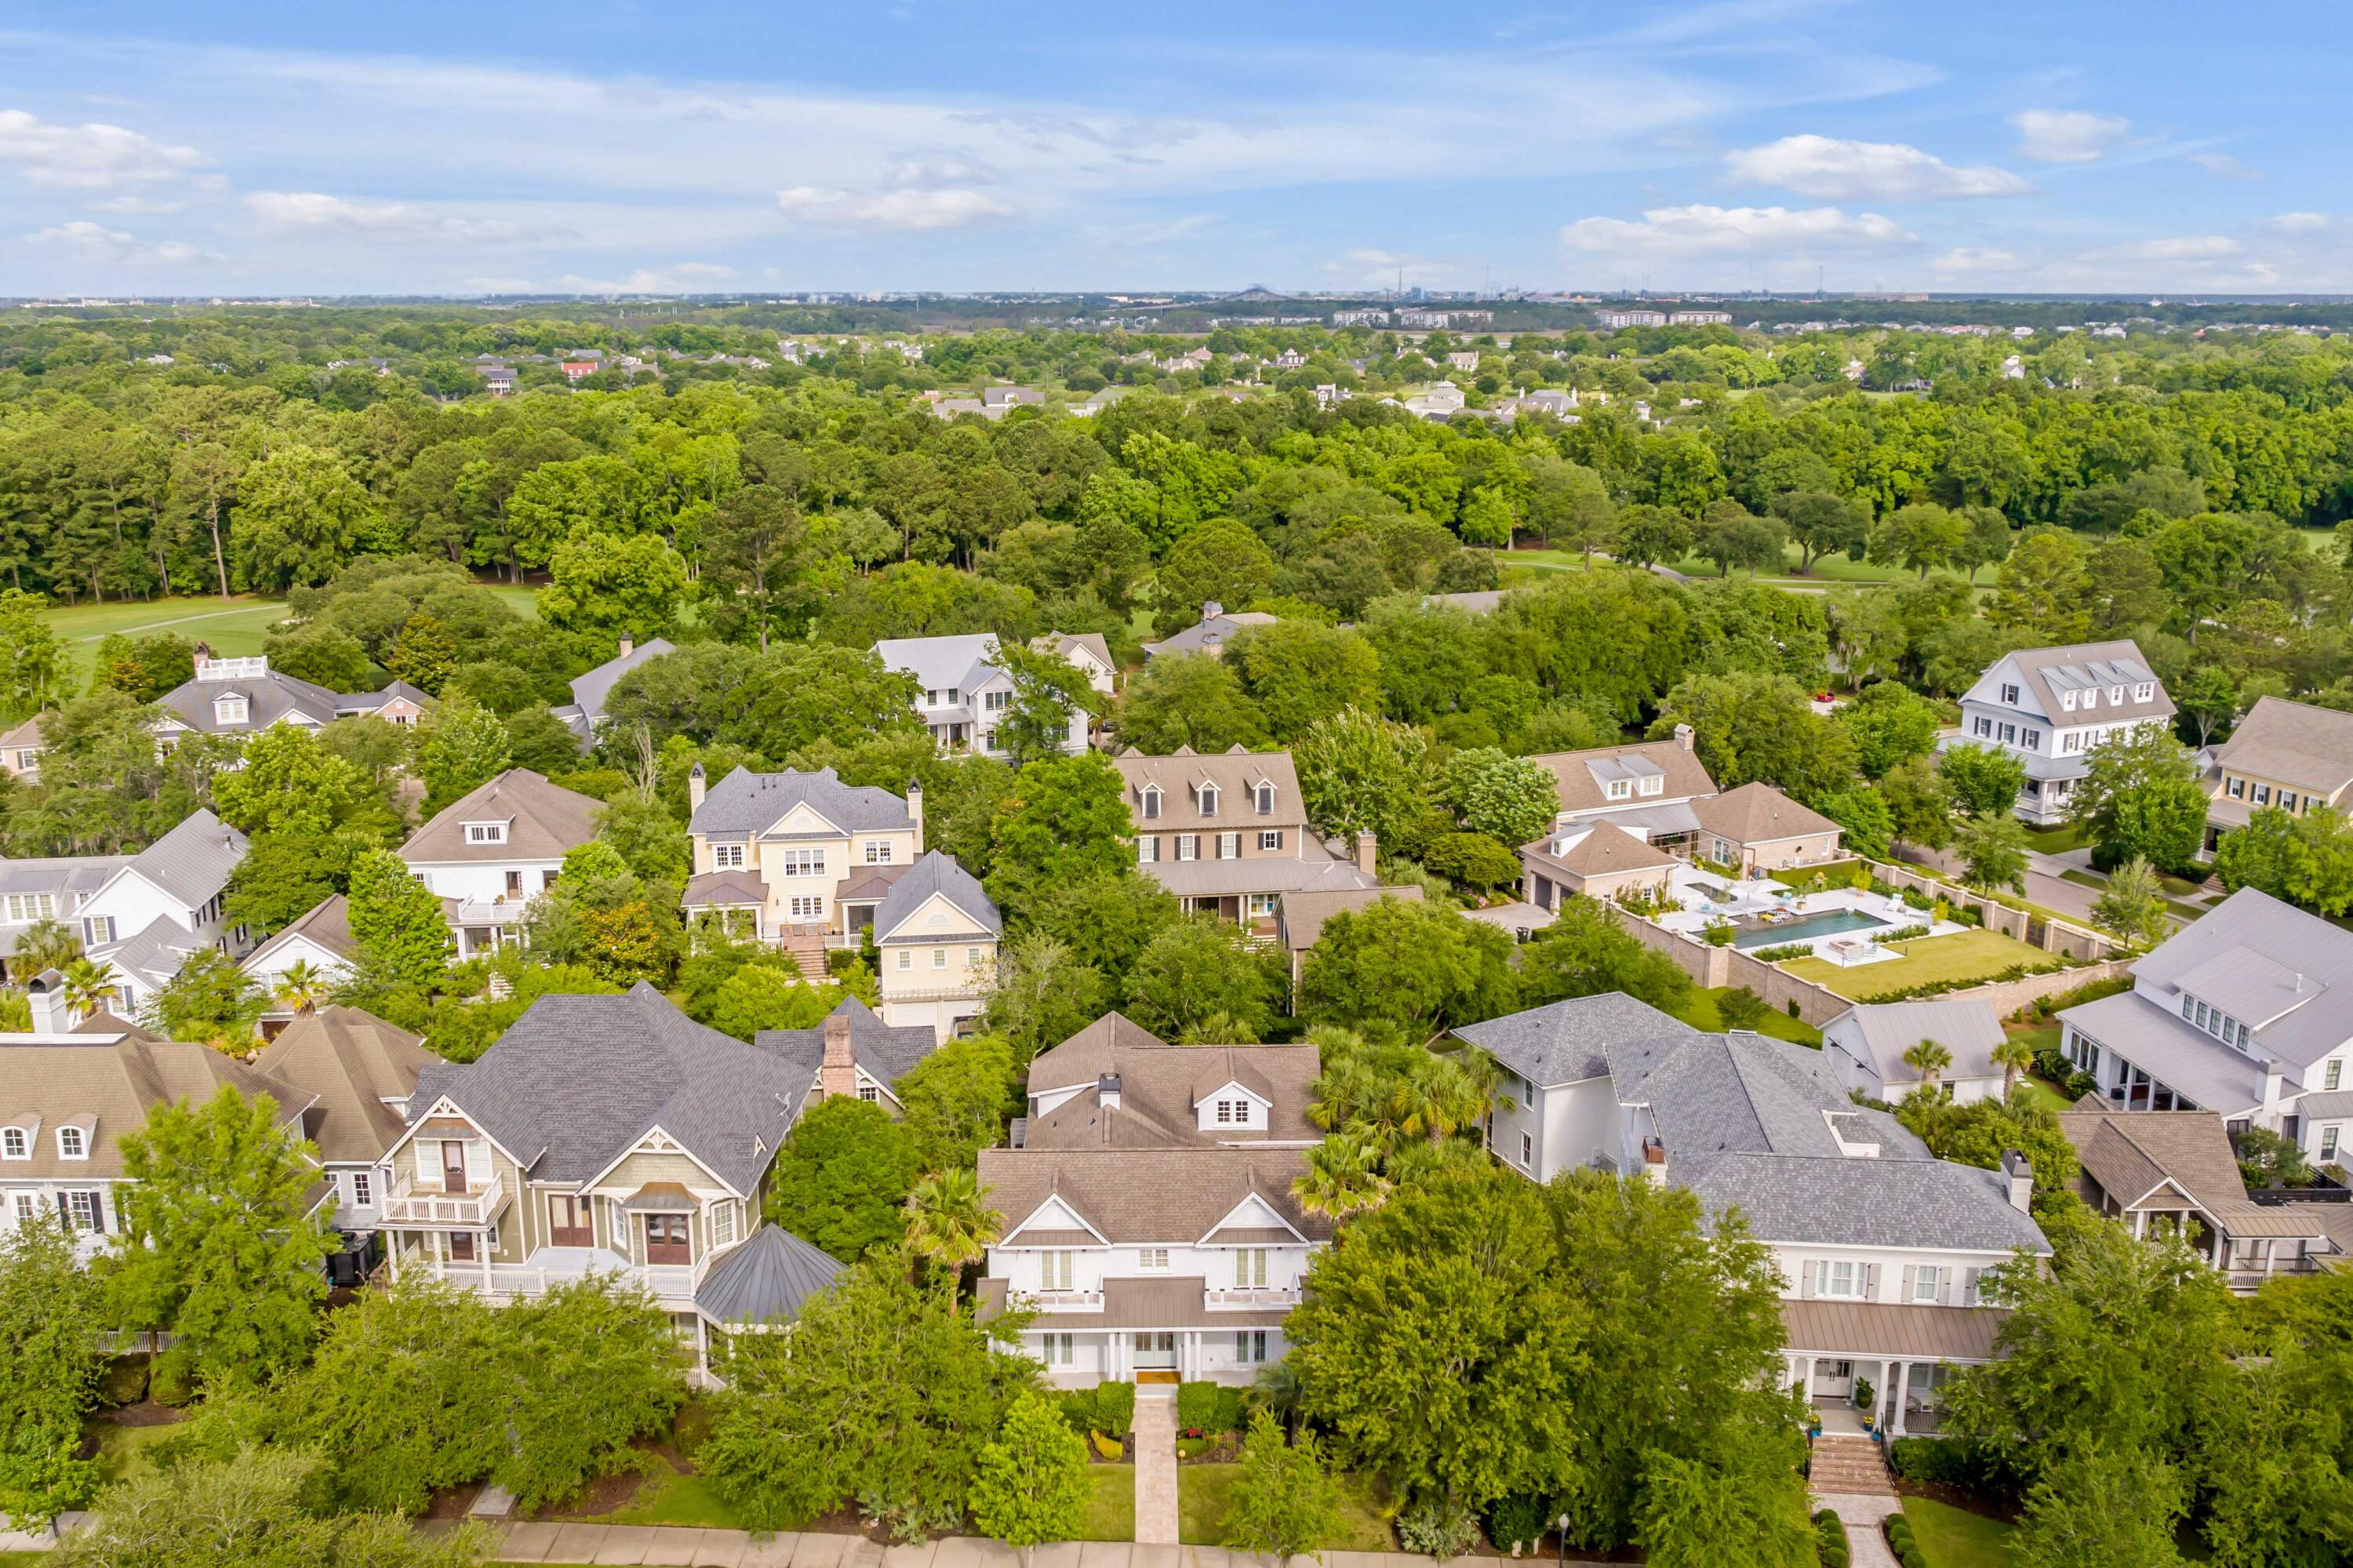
[
  {"x1": 1816, "y1": 1260, "x2": 1864, "y2": 1299},
  {"x1": 1176, "y1": 835, "x2": 1199, "y2": 861},
  {"x1": 1235, "y1": 1330, "x2": 1268, "y2": 1363},
  {"x1": 64, "y1": 1191, "x2": 101, "y2": 1233},
  {"x1": 787, "y1": 894, "x2": 823, "y2": 919},
  {"x1": 1257, "y1": 830, "x2": 1283, "y2": 852},
  {"x1": 711, "y1": 843, "x2": 746, "y2": 869},
  {"x1": 1912, "y1": 1265, "x2": 1943, "y2": 1303},
  {"x1": 864, "y1": 840, "x2": 894, "y2": 864},
  {"x1": 1138, "y1": 835, "x2": 1161, "y2": 864},
  {"x1": 1138, "y1": 1247, "x2": 1170, "y2": 1269},
  {"x1": 349, "y1": 1170, "x2": 373, "y2": 1207},
  {"x1": 1042, "y1": 1333, "x2": 1075, "y2": 1366},
  {"x1": 1217, "y1": 832, "x2": 1239, "y2": 860},
  {"x1": 2329, "y1": 1060, "x2": 2345, "y2": 1093},
  {"x1": 1235, "y1": 1248, "x2": 1268, "y2": 1289},
  {"x1": 778, "y1": 848, "x2": 826, "y2": 878}
]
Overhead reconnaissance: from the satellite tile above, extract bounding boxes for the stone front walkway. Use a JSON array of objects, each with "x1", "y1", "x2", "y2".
[
  {"x1": 1813, "y1": 1493, "x2": 1903, "y2": 1568},
  {"x1": 1130, "y1": 1384, "x2": 1180, "y2": 1546}
]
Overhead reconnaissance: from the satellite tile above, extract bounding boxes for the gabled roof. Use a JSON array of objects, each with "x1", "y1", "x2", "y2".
[
  {"x1": 873, "y1": 851, "x2": 1001, "y2": 942},
  {"x1": 1278, "y1": 885, "x2": 1424, "y2": 954},
  {"x1": 2057, "y1": 1098, "x2": 2329, "y2": 1238},
  {"x1": 242, "y1": 894, "x2": 357, "y2": 971},
  {"x1": 107, "y1": 809, "x2": 246, "y2": 910},
  {"x1": 1043, "y1": 632, "x2": 1115, "y2": 672},
  {"x1": 2112, "y1": 887, "x2": 2353, "y2": 1070},
  {"x1": 1688, "y1": 1152, "x2": 2049, "y2": 1253},
  {"x1": 757, "y1": 995, "x2": 938, "y2": 1098},
  {"x1": 1114, "y1": 746, "x2": 1304, "y2": 828},
  {"x1": 1692, "y1": 782, "x2": 1842, "y2": 846},
  {"x1": 565, "y1": 638, "x2": 676, "y2": 721},
  {"x1": 1454, "y1": 992, "x2": 1696, "y2": 1088},
  {"x1": 1605, "y1": 1027, "x2": 1929, "y2": 1181},
  {"x1": 1023, "y1": 1016, "x2": 1320, "y2": 1148},
  {"x1": 157, "y1": 667, "x2": 350, "y2": 733},
  {"x1": 874, "y1": 632, "x2": 1009, "y2": 694},
  {"x1": 681, "y1": 869, "x2": 768, "y2": 908},
  {"x1": 402, "y1": 769, "x2": 603, "y2": 866},
  {"x1": 403, "y1": 983, "x2": 804, "y2": 1195},
  {"x1": 1524, "y1": 740, "x2": 1717, "y2": 817},
  {"x1": 252, "y1": 1005, "x2": 436, "y2": 1164},
  {"x1": 976, "y1": 1146, "x2": 1333, "y2": 1245},
  {"x1": 1526, "y1": 821, "x2": 1677, "y2": 879},
  {"x1": 92, "y1": 919, "x2": 205, "y2": 990},
  {"x1": 2210, "y1": 697, "x2": 2353, "y2": 799},
  {"x1": 693, "y1": 1224, "x2": 844, "y2": 1326},
  {"x1": 689, "y1": 766, "x2": 913, "y2": 838},
  {"x1": 1822, "y1": 998, "x2": 2007, "y2": 1084},
  {"x1": 1142, "y1": 613, "x2": 1277, "y2": 657}
]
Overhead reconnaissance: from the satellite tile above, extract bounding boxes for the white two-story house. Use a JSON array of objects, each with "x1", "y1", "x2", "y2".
[
  {"x1": 75, "y1": 809, "x2": 252, "y2": 1016},
  {"x1": 976, "y1": 1014, "x2": 1330, "y2": 1386},
  {"x1": 1947, "y1": 641, "x2": 2174, "y2": 825},
  {"x1": 398, "y1": 769, "x2": 603, "y2": 959},
  {"x1": 874, "y1": 632, "x2": 1107, "y2": 758},
  {"x1": 2058, "y1": 886, "x2": 2353, "y2": 1166},
  {"x1": 1460, "y1": 994, "x2": 2049, "y2": 1435},
  {"x1": 379, "y1": 983, "x2": 835, "y2": 1375}
]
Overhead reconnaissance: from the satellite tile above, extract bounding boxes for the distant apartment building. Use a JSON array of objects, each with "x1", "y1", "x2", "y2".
[{"x1": 1595, "y1": 308, "x2": 1669, "y2": 329}]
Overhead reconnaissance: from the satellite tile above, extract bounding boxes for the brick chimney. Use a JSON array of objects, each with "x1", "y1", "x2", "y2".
[
  {"x1": 1355, "y1": 831, "x2": 1377, "y2": 875},
  {"x1": 688, "y1": 762, "x2": 707, "y2": 815},
  {"x1": 2002, "y1": 1149, "x2": 2033, "y2": 1213},
  {"x1": 1673, "y1": 722, "x2": 1695, "y2": 753},
  {"x1": 818, "y1": 1013, "x2": 856, "y2": 1101}
]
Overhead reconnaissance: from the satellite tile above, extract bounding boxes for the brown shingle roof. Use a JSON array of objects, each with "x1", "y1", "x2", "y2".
[
  {"x1": 1024, "y1": 1017, "x2": 1321, "y2": 1148},
  {"x1": 400, "y1": 769, "x2": 604, "y2": 864},
  {"x1": 0, "y1": 1037, "x2": 296, "y2": 1178},
  {"x1": 1115, "y1": 746, "x2": 1304, "y2": 830},
  {"x1": 2058, "y1": 1100, "x2": 2329, "y2": 1239},
  {"x1": 243, "y1": 894, "x2": 356, "y2": 970},
  {"x1": 1692, "y1": 781, "x2": 1842, "y2": 846},
  {"x1": 1278, "y1": 885, "x2": 1424, "y2": 953},
  {"x1": 251, "y1": 1006, "x2": 437, "y2": 1165},
  {"x1": 1526, "y1": 740, "x2": 1716, "y2": 817},
  {"x1": 2211, "y1": 697, "x2": 2353, "y2": 802},
  {"x1": 1526, "y1": 821, "x2": 1677, "y2": 878},
  {"x1": 976, "y1": 1146, "x2": 1333, "y2": 1244}
]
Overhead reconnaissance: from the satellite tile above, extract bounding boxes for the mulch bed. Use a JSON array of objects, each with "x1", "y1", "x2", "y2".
[
  {"x1": 93, "y1": 1399, "x2": 183, "y2": 1429},
  {"x1": 1891, "y1": 1476, "x2": 2019, "y2": 1521}
]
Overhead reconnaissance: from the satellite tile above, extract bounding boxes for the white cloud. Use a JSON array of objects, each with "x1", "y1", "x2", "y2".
[
  {"x1": 776, "y1": 185, "x2": 1016, "y2": 231},
  {"x1": 245, "y1": 191, "x2": 527, "y2": 243},
  {"x1": 461, "y1": 276, "x2": 539, "y2": 293},
  {"x1": 1932, "y1": 246, "x2": 2025, "y2": 273},
  {"x1": 1318, "y1": 246, "x2": 1478, "y2": 289},
  {"x1": 553, "y1": 263, "x2": 742, "y2": 293},
  {"x1": 2135, "y1": 235, "x2": 2240, "y2": 260},
  {"x1": 2268, "y1": 212, "x2": 2329, "y2": 234},
  {"x1": 24, "y1": 220, "x2": 217, "y2": 264},
  {"x1": 2190, "y1": 152, "x2": 2260, "y2": 180},
  {"x1": 1724, "y1": 135, "x2": 2028, "y2": 200},
  {"x1": 2009, "y1": 109, "x2": 2129, "y2": 163},
  {"x1": 0, "y1": 107, "x2": 209, "y2": 189},
  {"x1": 1561, "y1": 203, "x2": 1914, "y2": 259}
]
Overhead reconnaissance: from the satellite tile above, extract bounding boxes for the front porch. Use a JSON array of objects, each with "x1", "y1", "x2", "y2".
[
  {"x1": 1788, "y1": 1351, "x2": 1952, "y2": 1439},
  {"x1": 1780, "y1": 1299, "x2": 2001, "y2": 1440},
  {"x1": 392, "y1": 1241, "x2": 702, "y2": 1308}
]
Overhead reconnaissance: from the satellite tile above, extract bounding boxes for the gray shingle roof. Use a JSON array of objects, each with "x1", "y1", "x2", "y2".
[
  {"x1": 565, "y1": 638, "x2": 676, "y2": 722},
  {"x1": 689, "y1": 766, "x2": 914, "y2": 838},
  {"x1": 1689, "y1": 1152, "x2": 2049, "y2": 1253},
  {"x1": 405, "y1": 983, "x2": 804, "y2": 1195},
  {"x1": 757, "y1": 996, "x2": 938, "y2": 1097},
  {"x1": 874, "y1": 850, "x2": 1001, "y2": 941},
  {"x1": 119, "y1": 809, "x2": 246, "y2": 908},
  {"x1": 158, "y1": 668, "x2": 348, "y2": 733},
  {"x1": 1998, "y1": 640, "x2": 2173, "y2": 726},
  {"x1": 1606, "y1": 1028, "x2": 1929, "y2": 1181},
  {"x1": 693, "y1": 1224, "x2": 844, "y2": 1326},
  {"x1": 873, "y1": 632, "x2": 1006, "y2": 694},
  {"x1": 1453, "y1": 993, "x2": 1696, "y2": 1087},
  {"x1": 1821, "y1": 999, "x2": 2006, "y2": 1085},
  {"x1": 2105, "y1": 886, "x2": 2353, "y2": 1071}
]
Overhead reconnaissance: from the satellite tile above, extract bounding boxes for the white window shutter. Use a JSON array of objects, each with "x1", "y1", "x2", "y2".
[
  {"x1": 1864, "y1": 1262, "x2": 1881, "y2": 1299},
  {"x1": 1899, "y1": 1264, "x2": 1917, "y2": 1301}
]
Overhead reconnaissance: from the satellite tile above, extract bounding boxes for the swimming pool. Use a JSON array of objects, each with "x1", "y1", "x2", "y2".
[{"x1": 1733, "y1": 908, "x2": 1892, "y2": 949}]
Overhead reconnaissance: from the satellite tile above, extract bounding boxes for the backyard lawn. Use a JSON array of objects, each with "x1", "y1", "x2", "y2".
[
  {"x1": 89, "y1": 1419, "x2": 178, "y2": 1487},
  {"x1": 1903, "y1": 1497, "x2": 2016, "y2": 1565},
  {"x1": 1081, "y1": 1465, "x2": 1135, "y2": 1541},
  {"x1": 1671, "y1": 986, "x2": 1821, "y2": 1046},
  {"x1": 1780, "y1": 928, "x2": 2058, "y2": 1002},
  {"x1": 2022, "y1": 820, "x2": 2092, "y2": 856},
  {"x1": 1177, "y1": 1464, "x2": 1391, "y2": 1550}
]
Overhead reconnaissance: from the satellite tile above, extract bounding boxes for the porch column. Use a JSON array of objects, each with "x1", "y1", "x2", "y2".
[
  {"x1": 481, "y1": 1234, "x2": 493, "y2": 1292},
  {"x1": 1879, "y1": 1359, "x2": 1896, "y2": 1430},
  {"x1": 2266, "y1": 1240, "x2": 2279, "y2": 1279},
  {"x1": 2133, "y1": 1209, "x2": 2148, "y2": 1239},
  {"x1": 1798, "y1": 1355, "x2": 1816, "y2": 1402},
  {"x1": 1891, "y1": 1362, "x2": 1911, "y2": 1437}
]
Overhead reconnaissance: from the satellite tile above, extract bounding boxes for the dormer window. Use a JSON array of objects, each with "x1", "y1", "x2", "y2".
[
  {"x1": 1140, "y1": 786, "x2": 1162, "y2": 821},
  {"x1": 1606, "y1": 780, "x2": 1631, "y2": 801},
  {"x1": 1198, "y1": 784, "x2": 1220, "y2": 817},
  {"x1": 2082, "y1": 689, "x2": 2098, "y2": 710},
  {"x1": 2110, "y1": 686, "x2": 2125, "y2": 705},
  {"x1": 1638, "y1": 775, "x2": 1662, "y2": 797},
  {"x1": 1999, "y1": 682, "x2": 2020, "y2": 705},
  {"x1": 2060, "y1": 690, "x2": 2078, "y2": 711},
  {"x1": 464, "y1": 821, "x2": 508, "y2": 846},
  {"x1": 214, "y1": 695, "x2": 248, "y2": 726},
  {"x1": 2136, "y1": 682, "x2": 2155, "y2": 701},
  {"x1": 1253, "y1": 782, "x2": 1275, "y2": 814},
  {"x1": 56, "y1": 1126, "x2": 86, "y2": 1159},
  {"x1": 1, "y1": 1127, "x2": 25, "y2": 1159}
]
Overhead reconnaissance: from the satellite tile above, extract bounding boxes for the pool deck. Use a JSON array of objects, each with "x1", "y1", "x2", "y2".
[{"x1": 1656, "y1": 871, "x2": 1963, "y2": 962}]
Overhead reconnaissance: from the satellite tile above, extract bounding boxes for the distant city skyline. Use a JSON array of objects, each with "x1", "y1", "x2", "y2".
[{"x1": 0, "y1": 1, "x2": 2344, "y2": 296}]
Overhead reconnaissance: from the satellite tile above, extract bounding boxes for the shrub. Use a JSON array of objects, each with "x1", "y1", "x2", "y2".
[
  {"x1": 1094, "y1": 1380, "x2": 1136, "y2": 1439},
  {"x1": 148, "y1": 1351, "x2": 197, "y2": 1408},
  {"x1": 1398, "y1": 1501, "x2": 1481, "y2": 1560},
  {"x1": 2031, "y1": 973, "x2": 2133, "y2": 1019},
  {"x1": 1787, "y1": 999, "x2": 1802, "y2": 1017},
  {"x1": 1883, "y1": 924, "x2": 1932, "y2": 942},
  {"x1": 1813, "y1": 1506, "x2": 1849, "y2": 1568},
  {"x1": 1057, "y1": 1387, "x2": 1098, "y2": 1435},
  {"x1": 1703, "y1": 920, "x2": 1736, "y2": 948},
  {"x1": 1883, "y1": 1512, "x2": 1927, "y2": 1568},
  {"x1": 1176, "y1": 1381, "x2": 1242, "y2": 1434},
  {"x1": 1486, "y1": 1493, "x2": 1552, "y2": 1553},
  {"x1": 1750, "y1": 942, "x2": 1813, "y2": 963},
  {"x1": 1900, "y1": 886, "x2": 1934, "y2": 911}
]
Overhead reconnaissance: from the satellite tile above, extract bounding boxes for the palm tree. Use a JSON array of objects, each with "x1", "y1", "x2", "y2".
[
  {"x1": 274, "y1": 959, "x2": 329, "y2": 1019},
  {"x1": 1387, "y1": 1051, "x2": 1490, "y2": 1144},
  {"x1": 1902, "y1": 1038, "x2": 1954, "y2": 1092},
  {"x1": 903, "y1": 1169, "x2": 1001, "y2": 1275},
  {"x1": 1992, "y1": 1035, "x2": 2036, "y2": 1097},
  {"x1": 1176, "y1": 1010, "x2": 1260, "y2": 1046},
  {"x1": 1291, "y1": 1130, "x2": 1392, "y2": 1221},
  {"x1": 12, "y1": 915, "x2": 80, "y2": 977},
  {"x1": 60, "y1": 957, "x2": 120, "y2": 1021}
]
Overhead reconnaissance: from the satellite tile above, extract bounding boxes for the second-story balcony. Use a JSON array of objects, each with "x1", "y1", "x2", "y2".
[
  {"x1": 380, "y1": 1170, "x2": 509, "y2": 1228},
  {"x1": 453, "y1": 897, "x2": 529, "y2": 926},
  {"x1": 409, "y1": 1245, "x2": 700, "y2": 1306},
  {"x1": 1205, "y1": 1286, "x2": 1304, "y2": 1310},
  {"x1": 880, "y1": 980, "x2": 988, "y2": 1005},
  {"x1": 1013, "y1": 1287, "x2": 1106, "y2": 1313}
]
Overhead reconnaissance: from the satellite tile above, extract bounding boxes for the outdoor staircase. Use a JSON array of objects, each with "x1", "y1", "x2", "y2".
[
  {"x1": 1808, "y1": 1435, "x2": 1896, "y2": 1497},
  {"x1": 778, "y1": 926, "x2": 830, "y2": 981}
]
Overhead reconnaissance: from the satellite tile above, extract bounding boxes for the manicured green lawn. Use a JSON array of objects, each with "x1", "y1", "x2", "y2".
[
  {"x1": 2023, "y1": 820, "x2": 2092, "y2": 855},
  {"x1": 1080, "y1": 1464, "x2": 1134, "y2": 1541},
  {"x1": 1781, "y1": 927, "x2": 2056, "y2": 1002},
  {"x1": 1903, "y1": 1496, "x2": 2016, "y2": 1565},
  {"x1": 1176, "y1": 1463, "x2": 1391, "y2": 1550},
  {"x1": 89, "y1": 1420, "x2": 178, "y2": 1487},
  {"x1": 1671, "y1": 986, "x2": 1821, "y2": 1046},
  {"x1": 45, "y1": 595, "x2": 289, "y2": 682},
  {"x1": 604, "y1": 1468, "x2": 740, "y2": 1528}
]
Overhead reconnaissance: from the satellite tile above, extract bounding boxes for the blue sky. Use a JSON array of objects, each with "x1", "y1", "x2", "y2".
[{"x1": 0, "y1": 1, "x2": 2344, "y2": 296}]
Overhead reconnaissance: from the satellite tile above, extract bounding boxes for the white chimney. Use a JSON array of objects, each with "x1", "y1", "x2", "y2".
[
  {"x1": 907, "y1": 777, "x2": 925, "y2": 854},
  {"x1": 2002, "y1": 1149, "x2": 2034, "y2": 1213},
  {"x1": 1355, "y1": 831, "x2": 1377, "y2": 876},
  {"x1": 1202, "y1": 600, "x2": 1224, "y2": 622},
  {"x1": 1673, "y1": 723, "x2": 1695, "y2": 753},
  {"x1": 27, "y1": 968, "x2": 70, "y2": 1032},
  {"x1": 617, "y1": 635, "x2": 634, "y2": 660}
]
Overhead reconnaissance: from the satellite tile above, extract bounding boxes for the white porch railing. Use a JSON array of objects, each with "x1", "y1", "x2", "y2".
[
  {"x1": 409, "y1": 1248, "x2": 700, "y2": 1304},
  {"x1": 453, "y1": 898, "x2": 529, "y2": 925},
  {"x1": 881, "y1": 982, "x2": 987, "y2": 1005},
  {"x1": 1205, "y1": 1286, "x2": 1303, "y2": 1309},
  {"x1": 1018, "y1": 1288, "x2": 1105, "y2": 1312},
  {"x1": 380, "y1": 1172, "x2": 507, "y2": 1227}
]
